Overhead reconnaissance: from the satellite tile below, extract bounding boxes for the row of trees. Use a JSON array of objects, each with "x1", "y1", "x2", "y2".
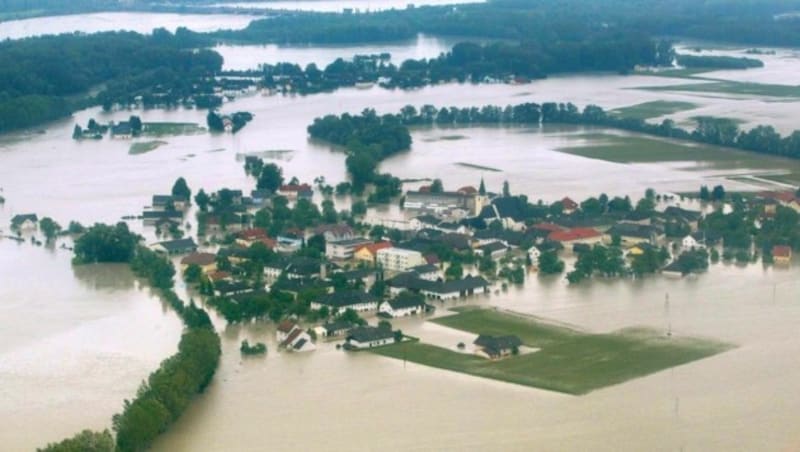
[
  {"x1": 384, "y1": 102, "x2": 800, "y2": 160},
  {"x1": 55, "y1": 227, "x2": 222, "y2": 451}
]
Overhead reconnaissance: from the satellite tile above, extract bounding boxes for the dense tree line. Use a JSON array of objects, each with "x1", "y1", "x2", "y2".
[
  {"x1": 0, "y1": 29, "x2": 218, "y2": 132},
  {"x1": 676, "y1": 54, "x2": 764, "y2": 69},
  {"x1": 308, "y1": 109, "x2": 409, "y2": 198},
  {"x1": 63, "y1": 227, "x2": 222, "y2": 452},
  {"x1": 37, "y1": 429, "x2": 114, "y2": 452}
]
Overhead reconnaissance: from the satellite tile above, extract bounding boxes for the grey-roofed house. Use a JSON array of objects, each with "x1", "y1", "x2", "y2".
[
  {"x1": 606, "y1": 223, "x2": 665, "y2": 247},
  {"x1": 389, "y1": 274, "x2": 489, "y2": 300},
  {"x1": 326, "y1": 237, "x2": 372, "y2": 260},
  {"x1": 473, "y1": 334, "x2": 522, "y2": 359},
  {"x1": 346, "y1": 326, "x2": 396, "y2": 349},
  {"x1": 476, "y1": 241, "x2": 508, "y2": 260},
  {"x1": 310, "y1": 290, "x2": 379, "y2": 315},
  {"x1": 150, "y1": 237, "x2": 197, "y2": 255},
  {"x1": 408, "y1": 264, "x2": 440, "y2": 281},
  {"x1": 379, "y1": 292, "x2": 427, "y2": 318},
  {"x1": 321, "y1": 320, "x2": 355, "y2": 337},
  {"x1": 142, "y1": 210, "x2": 183, "y2": 225}
]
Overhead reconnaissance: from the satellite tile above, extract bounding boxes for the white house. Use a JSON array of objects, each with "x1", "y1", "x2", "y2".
[
  {"x1": 681, "y1": 234, "x2": 703, "y2": 251},
  {"x1": 325, "y1": 237, "x2": 372, "y2": 260},
  {"x1": 310, "y1": 290, "x2": 379, "y2": 315},
  {"x1": 376, "y1": 247, "x2": 426, "y2": 272},
  {"x1": 379, "y1": 294, "x2": 427, "y2": 318},
  {"x1": 347, "y1": 326, "x2": 396, "y2": 349},
  {"x1": 11, "y1": 214, "x2": 38, "y2": 231},
  {"x1": 276, "y1": 320, "x2": 316, "y2": 352},
  {"x1": 527, "y1": 246, "x2": 541, "y2": 266}
]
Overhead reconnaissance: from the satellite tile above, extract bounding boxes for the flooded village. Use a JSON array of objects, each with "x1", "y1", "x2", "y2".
[{"x1": 1, "y1": 1, "x2": 800, "y2": 451}]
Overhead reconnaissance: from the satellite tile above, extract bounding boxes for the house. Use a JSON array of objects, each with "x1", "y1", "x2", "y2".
[
  {"x1": 379, "y1": 292, "x2": 427, "y2": 318},
  {"x1": 10, "y1": 214, "x2": 38, "y2": 230},
  {"x1": 150, "y1": 237, "x2": 197, "y2": 255},
  {"x1": 312, "y1": 224, "x2": 355, "y2": 242},
  {"x1": 606, "y1": 223, "x2": 665, "y2": 247},
  {"x1": 277, "y1": 321, "x2": 316, "y2": 352},
  {"x1": 473, "y1": 335, "x2": 522, "y2": 360},
  {"x1": 326, "y1": 237, "x2": 373, "y2": 260},
  {"x1": 110, "y1": 122, "x2": 132, "y2": 139},
  {"x1": 661, "y1": 261, "x2": 684, "y2": 278},
  {"x1": 680, "y1": 234, "x2": 702, "y2": 251},
  {"x1": 264, "y1": 256, "x2": 323, "y2": 280},
  {"x1": 142, "y1": 210, "x2": 182, "y2": 225},
  {"x1": 561, "y1": 197, "x2": 579, "y2": 214},
  {"x1": 478, "y1": 197, "x2": 527, "y2": 231},
  {"x1": 250, "y1": 189, "x2": 272, "y2": 205},
  {"x1": 236, "y1": 228, "x2": 268, "y2": 246},
  {"x1": 277, "y1": 183, "x2": 313, "y2": 200},
  {"x1": 548, "y1": 228, "x2": 603, "y2": 247},
  {"x1": 152, "y1": 195, "x2": 187, "y2": 211},
  {"x1": 389, "y1": 274, "x2": 489, "y2": 300},
  {"x1": 206, "y1": 271, "x2": 232, "y2": 284},
  {"x1": 377, "y1": 247, "x2": 426, "y2": 272},
  {"x1": 773, "y1": 245, "x2": 792, "y2": 266},
  {"x1": 213, "y1": 280, "x2": 254, "y2": 297},
  {"x1": 180, "y1": 252, "x2": 217, "y2": 273},
  {"x1": 154, "y1": 218, "x2": 181, "y2": 236},
  {"x1": 346, "y1": 326, "x2": 395, "y2": 349},
  {"x1": 354, "y1": 241, "x2": 393, "y2": 264},
  {"x1": 310, "y1": 290, "x2": 379, "y2": 315},
  {"x1": 409, "y1": 214, "x2": 443, "y2": 231},
  {"x1": 527, "y1": 246, "x2": 541, "y2": 266},
  {"x1": 320, "y1": 320, "x2": 355, "y2": 338},
  {"x1": 404, "y1": 190, "x2": 478, "y2": 215},
  {"x1": 476, "y1": 241, "x2": 508, "y2": 260},
  {"x1": 663, "y1": 206, "x2": 702, "y2": 230},
  {"x1": 276, "y1": 234, "x2": 303, "y2": 253},
  {"x1": 757, "y1": 191, "x2": 800, "y2": 212},
  {"x1": 408, "y1": 264, "x2": 440, "y2": 281}
]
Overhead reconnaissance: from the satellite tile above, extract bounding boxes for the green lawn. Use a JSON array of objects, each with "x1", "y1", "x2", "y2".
[
  {"x1": 371, "y1": 309, "x2": 733, "y2": 395},
  {"x1": 129, "y1": 140, "x2": 167, "y2": 155},
  {"x1": 557, "y1": 133, "x2": 746, "y2": 164},
  {"x1": 142, "y1": 122, "x2": 205, "y2": 137},
  {"x1": 638, "y1": 81, "x2": 800, "y2": 98},
  {"x1": 611, "y1": 101, "x2": 699, "y2": 120}
]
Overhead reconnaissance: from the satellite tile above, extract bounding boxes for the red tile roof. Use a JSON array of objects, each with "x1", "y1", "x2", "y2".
[
  {"x1": 238, "y1": 228, "x2": 268, "y2": 240},
  {"x1": 207, "y1": 271, "x2": 231, "y2": 282},
  {"x1": 277, "y1": 320, "x2": 297, "y2": 333},
  {"x1": 279, "y1": 183, "x2": 312, "y2": 193},
  {"x1": 562, "y1": 197, "x2": 579, "y2": 210},
  {"x1": 355, "y1": 241, "x2": 392, "y2": 256},
  {"x1": 457, "y1": 186, "x2": 478, "y2": 195},
  {"x1": 773, "y1": 245, "x2": 792, "y2": 258},
  {"x1": 531, "y1": 222, "x2": 564, "y2": 233},
  {"x1": 758, "y1": 191, "x2": 797, "y2": 204},
  {"x1": 548, "y1": 228, "x2": 601, "y2": 242},
  {"x1": 180, "y1": 252, "x2": 216, "y2": 266}
]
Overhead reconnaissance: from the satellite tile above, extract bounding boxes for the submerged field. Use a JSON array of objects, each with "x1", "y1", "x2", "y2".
[
  {"x1": 372, "y1": 308, "x2": 733, "y2": 395},
  {"x1": 638, "y1": 80, "x2": 800, "y2": 98},
  {"x1": 612, "y1": 100, "x2": 699, "y2": 120}
]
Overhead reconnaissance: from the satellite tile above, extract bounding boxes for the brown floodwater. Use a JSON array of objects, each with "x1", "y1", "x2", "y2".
[{"x1": 1, "y1": 15, "x2": 800, "y2": 451}]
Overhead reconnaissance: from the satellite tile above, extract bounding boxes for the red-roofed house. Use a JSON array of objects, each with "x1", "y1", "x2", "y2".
[
  {"x1": 277, "y1": 183, "x2": 313, "y2": 200},
  {"x1": 457, "y1": 186, "x2": 478, "y2": 195},
  {"x1": 548, "y1": 228, "x2": 603, "y2": 246},
  {"x1": 354, "y1": 241, "x2": 393, "y2": 263},
  {"x1": 180, "y1": 252, "x2": 217, "y2": 274},
  {"x1": 236, "y1": 228, "x2": 268, "y2": 246},
  {"x1": 561, "y1": 197, "x2": 579, "y2": 214},
  {"x1": 531, "y1": 222, "x2": 565, "y2": 234},
  {"x1": 773, "y1": 245, "x2": 792, "y2": 266}
]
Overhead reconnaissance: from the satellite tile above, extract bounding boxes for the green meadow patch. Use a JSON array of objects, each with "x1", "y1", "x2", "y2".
[
  {"x1": 638, "y1": 81, "x2": 800, "y2": 98},
  {"x1": 612, "y1": 101, "x2": 699, "y2": 120},
  {"x1": 142, "y1": 122, "x2": 205, "y2": 137},
  {"x1": 129, "y1": 140, "x2": 167, "y2": 155},
  {"x1": 371, "y1": 308, "x2": 733, "y2": 395}
]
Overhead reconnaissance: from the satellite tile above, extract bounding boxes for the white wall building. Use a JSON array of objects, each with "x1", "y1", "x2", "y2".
[{"x1": 377, "y1": 247, "x2": 426, "y2": 272}]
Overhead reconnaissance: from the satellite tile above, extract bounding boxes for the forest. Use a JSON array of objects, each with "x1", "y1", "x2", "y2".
[{"x1": 0, "y1": 29, "x2": 218, "y2": 133}]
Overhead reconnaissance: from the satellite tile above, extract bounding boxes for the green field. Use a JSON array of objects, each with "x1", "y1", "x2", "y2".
[
  {"x1": 557, "y1": 133, "x2": 747, "y2": 163},
  {"x1": 455, "y1": 162, "x2": 503, "y2": 172},
  {"x1": 129, "y1": 140, "x2": 167, "y2": 155},
  {"x1": 639, "y1": 81, "x2": 800, "y2": 98},
  {"x1": 612, "y1": 101, "x2": 699, "y2": 120},
  {"x1": 142, "y1": 122, "x2": 205, "y2": 137},
  {"x1": 371, "y1": 309, "x2": 733, "y2": 395}
]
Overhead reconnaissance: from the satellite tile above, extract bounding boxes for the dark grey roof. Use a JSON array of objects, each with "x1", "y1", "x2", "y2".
[
  {"x1": 111, "y1": 122, "x2": 132, "y2": 135},
  {"x1": 328, "y1": 237, "x2": 372, "y2": 247},
  {"x1": 479, "y1": 241, "x2": 507, "y2": 254},
  {"x1": 348, "y1": 326, "x2": 393, "y2": 343},
  {"x1": 608, "y1": 223, "x2": 663, "y2": 239},
  {"x1": 143, "y1": 210, "x2": 182, "y2": 219},
  {"x1": 323, "y1": 320, "x2": 354, "y2": 334},
  {"x1": 152, "y1": 195, "x2": 175, "y2": 206},
  {"x1": 415, "y1": 214, "x2": 441, "y2": 225},
  {"x1": 389, "y1": 274, "x2": 489, "y2": 295},
  {"x1": 663, "y1": 206, "x2": 702, "y2": 222},
  {"x1": 316, "y1": 290, "x2": 378, "y2": 308},
  {"x1": 214, "y1": 280, "x2": 252, "y2": 295},
  {"x1": 155, "y1": 237, "x2": 197, "y2": 253},
  {"x1": 330, "y1": 268, "x2": 373, "y2": 281},
  {"x1": 387, "y1": 292, "x2": 426, "y2": 310},
  {"x1": 293, "y1": 338, "x2": 308, "y2": 349},
  {"x1": 409, "y1": 264, "x2": 438, "y2": 275}
]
